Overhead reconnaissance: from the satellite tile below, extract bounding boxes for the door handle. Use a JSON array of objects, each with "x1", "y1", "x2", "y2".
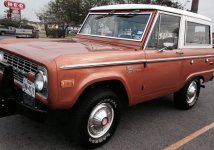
[{"x1": 176, "y1": 51, "x2": 184, "y2": 55}]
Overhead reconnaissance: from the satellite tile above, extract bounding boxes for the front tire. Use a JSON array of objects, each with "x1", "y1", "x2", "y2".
[
  {"x1": 72, "y1": 88, "x2": 121, "y2": 148},
  {"x1": 174, "y1": 78, "x2": 201, "y2": 110}
]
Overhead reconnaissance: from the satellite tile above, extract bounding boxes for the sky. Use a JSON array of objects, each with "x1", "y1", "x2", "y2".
[
  {"x1": 0, "y1": 0, "x2": 213, "y2": 28},
  {"x1": 177, "y1": 0, "x2": 214, "y2": 27},
  {"x1": 0, "y1": 0, "x2": 51, "y2": 21}
]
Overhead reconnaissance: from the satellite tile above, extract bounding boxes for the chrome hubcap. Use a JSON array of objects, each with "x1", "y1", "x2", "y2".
[
  {"x1": 87, "y1": 102, "x2": 114, "y2": 138},
  {"x1": 187, "y1": 81, "x2": 198, "y2": 104}
]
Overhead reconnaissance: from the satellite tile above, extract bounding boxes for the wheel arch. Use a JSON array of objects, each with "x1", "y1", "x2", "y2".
[
  {"x1": 185, "y1": 70, "x2": 214, "y2": 84},
  {"x1": 176, "y1": 74, "x2": 204, "y2": 94},
  {"x1": 174, "y1": 75, "x2": 202, "y2": 109},
  {"x1": 75, "y1": 78, "x2": 131, "y2": 108}
]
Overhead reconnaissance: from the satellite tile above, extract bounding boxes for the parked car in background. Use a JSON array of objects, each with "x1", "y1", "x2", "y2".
[
  {"x1": 0, "y1": 4, "x2": 214, "y2": 148},
  {"x1": 0, "y1": 25, "x2": 16, "y2": 36},
  {"x1": 67, "y1": 26, "x2": 80, "y2": 35},
  {"x1": 16, "y1": 25, "x2": 39, "y2": 38}
]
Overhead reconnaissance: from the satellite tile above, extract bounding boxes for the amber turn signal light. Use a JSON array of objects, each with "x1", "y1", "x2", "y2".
[{"x1": 61, "y1": 80, "x2": 75, "y2": 88}]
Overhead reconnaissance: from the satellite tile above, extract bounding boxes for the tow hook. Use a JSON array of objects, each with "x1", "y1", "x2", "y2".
[{"x1": 200, "y1": 85, "x2": 206, "y2": 88}]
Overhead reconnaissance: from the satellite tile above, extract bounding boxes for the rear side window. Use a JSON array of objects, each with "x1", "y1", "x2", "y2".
[{"x1": 186, "y1": 22, "x2": 210, "y2": 45}]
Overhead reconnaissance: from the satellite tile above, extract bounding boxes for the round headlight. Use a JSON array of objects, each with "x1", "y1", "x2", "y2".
[
  {"x1": 0, "y1": 52, "x2": 4, "y2": 62},
  {"x1": 34, "y1": 71, "x2": 47, "y2": 92}
]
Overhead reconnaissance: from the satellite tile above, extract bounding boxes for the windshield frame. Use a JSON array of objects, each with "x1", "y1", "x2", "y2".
[{"x1": 78, "y1": 12, "x2": 152, "y2": 42}]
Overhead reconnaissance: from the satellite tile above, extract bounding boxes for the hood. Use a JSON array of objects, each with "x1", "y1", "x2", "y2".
[{"x1": 0, "y1": 38, "x2": 141, "y2": 67}]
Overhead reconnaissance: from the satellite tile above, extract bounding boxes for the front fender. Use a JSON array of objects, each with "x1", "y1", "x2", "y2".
[
  {"x1": 77, "y1": 72, "x2": 132, "y2": 102},
  {"x1": 56, "y1": 68, "x2": 132, "y2": 110}
]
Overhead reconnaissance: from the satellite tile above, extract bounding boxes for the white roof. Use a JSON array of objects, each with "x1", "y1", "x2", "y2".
[{"x1": 90, "y1": 4, "x2": 212, "y2": 22}]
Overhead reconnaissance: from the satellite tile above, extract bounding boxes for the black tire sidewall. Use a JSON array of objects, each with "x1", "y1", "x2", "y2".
[
  {"x1": 77, "y1": 89, "x2": 121, "y2": 147},
  {"x1": 174, "y1": 78, "x2": 200, "y2": 109},
  {"x1": 185, "y1": 78, "x2": 200, "y2": 107}
]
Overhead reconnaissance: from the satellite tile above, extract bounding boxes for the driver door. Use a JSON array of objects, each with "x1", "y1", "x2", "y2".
[{"x1": 143, "y1": 13, "x2": 182, "y2": 98}]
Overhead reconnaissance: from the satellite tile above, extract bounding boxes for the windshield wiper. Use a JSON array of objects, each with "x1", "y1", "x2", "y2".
[
  {"x1": 95, "y1": 10, "x2": 115, "y2": 20},
  {"x1": 118, "y1": 10, "x2": 141, "y2": 18}
]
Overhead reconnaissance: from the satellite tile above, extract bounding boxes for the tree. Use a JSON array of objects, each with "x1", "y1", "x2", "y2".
[
  {"x1": 21, "y1": 18, "x2": 29, "y2": 24},
  {"x1": 38, "y1": 0, "x2": 183, "y2": 37},
  {"x1": 0, "y1": 18, "x2": 20, "y2": 27}
]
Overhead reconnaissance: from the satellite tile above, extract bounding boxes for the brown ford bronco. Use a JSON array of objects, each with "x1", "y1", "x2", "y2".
[{"x1": 0, "y1": 4, "x2": 214, "y2": 148}]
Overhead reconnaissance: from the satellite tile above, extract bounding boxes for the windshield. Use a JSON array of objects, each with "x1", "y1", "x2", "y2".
[{"x1": 79, "y1": 13, "x2": 151, "y2": 41}]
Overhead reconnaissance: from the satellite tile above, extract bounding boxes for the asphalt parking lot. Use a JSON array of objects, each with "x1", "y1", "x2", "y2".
[
  {"x1": 0, "y1": 81, "x2": 213, "y2": 150},
  {"x1": 0, "y1": 35, "x2": 15, "y2": 40}
]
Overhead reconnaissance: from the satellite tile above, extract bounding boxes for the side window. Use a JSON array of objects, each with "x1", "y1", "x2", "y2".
[
  {"x1": 147, "y1": 14, "x2": 180, "y2": 49},
  {"x1": 185, "y1": 22, "x2": 210, "y2": 45}
]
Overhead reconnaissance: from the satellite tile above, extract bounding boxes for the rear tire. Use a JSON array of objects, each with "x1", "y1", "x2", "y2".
[
  {"x1": 174, "y1": 78, "x2": 201, "y2": 110},
  {"x1": 71, "y1": 88, "x2": 121, "y2": 148}
]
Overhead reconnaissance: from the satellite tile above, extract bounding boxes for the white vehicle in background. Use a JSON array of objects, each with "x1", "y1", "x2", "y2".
[
  {"x1": 0, "y1": 25, "x2": 16, "y2": 36},
  {"x1": 16, "y1": 25, "x2": 39, "y2": 38}
]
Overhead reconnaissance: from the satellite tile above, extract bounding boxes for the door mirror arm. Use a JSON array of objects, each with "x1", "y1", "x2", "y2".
[{"x1": 158, "y1": 46, "x2": 168, "y2": 52}]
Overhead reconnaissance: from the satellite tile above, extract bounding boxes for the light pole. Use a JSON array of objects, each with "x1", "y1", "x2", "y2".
[{"x1": 191, "y1": 0, "x2": 199, "y2": 13}]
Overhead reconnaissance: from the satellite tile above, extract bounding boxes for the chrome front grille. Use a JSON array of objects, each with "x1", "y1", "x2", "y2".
[{"x1": 3, "y1": 52, "x2": 38, "y2": 83}]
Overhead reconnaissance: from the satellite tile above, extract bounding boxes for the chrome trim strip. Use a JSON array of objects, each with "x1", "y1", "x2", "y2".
[
  {"x1": 61, "y1": 59, "x2": 147, "y2": 69},
  {"x1": 147, "y1": 55, "x2": 214, "y2": 63},
  {"x1": 61, "y1": 54, "x2": 214, "y2": 70},
  {"x1": 37, "y1": 93, "x2": 48, "y2": 100}
]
